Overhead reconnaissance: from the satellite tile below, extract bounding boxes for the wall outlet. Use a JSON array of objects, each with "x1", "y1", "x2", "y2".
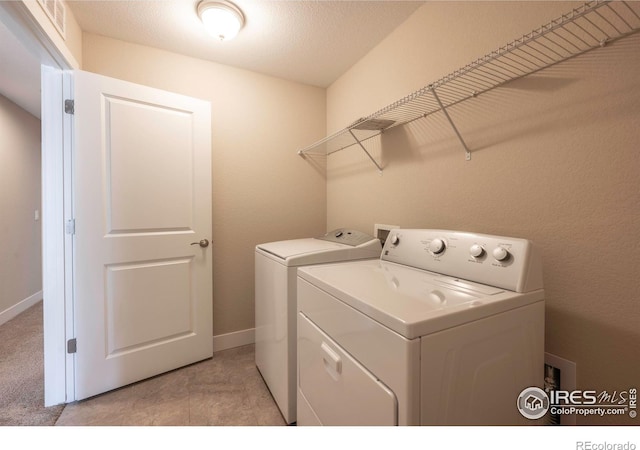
[{"x1": 374, "y1": 224, "x2": 399, "y2": 246}]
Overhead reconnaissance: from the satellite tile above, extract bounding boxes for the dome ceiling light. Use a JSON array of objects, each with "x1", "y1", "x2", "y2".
[{"x1": 197, "y1": 0, "x2": 245, "y2": 41}]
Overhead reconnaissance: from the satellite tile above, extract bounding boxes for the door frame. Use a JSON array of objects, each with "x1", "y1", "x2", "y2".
[{"x1": 0, "y1": 1, "x2": 77, "y2": 405}]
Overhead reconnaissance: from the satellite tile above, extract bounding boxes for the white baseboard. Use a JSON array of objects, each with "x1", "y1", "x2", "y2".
[
  {"x1": 0, "y1": 290, "x2": 43, "y2": 326},
  {"x1": 212, "y1": 327, "x2": 255, "y2": 353}
]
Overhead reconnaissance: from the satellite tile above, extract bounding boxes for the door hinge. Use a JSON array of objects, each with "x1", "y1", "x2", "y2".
[
  {"x1": 64, "y1": 99, "x2": 74, "y2": 115},
  {"x1": 67, "y1": 338, "x2": 77, "y2": 354},
  {"x1": 65, "y1": 219, "x2": 75, "y2": 235}
]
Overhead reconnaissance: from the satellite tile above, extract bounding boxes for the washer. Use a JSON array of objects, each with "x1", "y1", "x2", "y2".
[
  {"x1": 255, "y1": 228, "x2": 381, "y2": 424},
  {"x1": 297, "y1": 229, "x2": 545, "y2": 425}
]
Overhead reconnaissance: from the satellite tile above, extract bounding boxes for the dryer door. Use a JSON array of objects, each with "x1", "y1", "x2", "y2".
[{"x1": 298, "y1": 313, "x2": 398, "y2": 425}]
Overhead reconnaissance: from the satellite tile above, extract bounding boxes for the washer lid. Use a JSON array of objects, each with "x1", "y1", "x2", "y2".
[
  {"x1": 257, "y1": 238, "x2": 348, "y2": 260},
  {"x1": 256, "y1": 229, "x2": 381, "y2": 266},
  {"x1": 298, "y1": 259, "x2": 543, "y2": 339}
]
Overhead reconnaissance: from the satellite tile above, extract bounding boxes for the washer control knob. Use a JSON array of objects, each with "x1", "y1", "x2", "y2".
[
  {"x1": 389, "y1": 234, "x2": 400, "y2": 246},
  {"x1": 335, "y1": 231, "x2": 344, "y2": 238},
  {"x1": 492, "y1": 247, "x2": 510, "y2": 261},
  {"x1": 470, "y1": 244, "x2": 484, "y2": 258},
  {"x1": 429, "y1": 238, "x2": 446, "y2": 255}
]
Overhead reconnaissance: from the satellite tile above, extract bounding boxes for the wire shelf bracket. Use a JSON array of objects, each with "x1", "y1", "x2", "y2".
[
  {"x1": 297, "y1": 0, "x2": 640, "y2": 171},
  {"x1": 431, "y1": 87, "x2": 471, "y2": 161},
  {"x1": 348, "y1": 129, "x2": 384, "y2": 172}
]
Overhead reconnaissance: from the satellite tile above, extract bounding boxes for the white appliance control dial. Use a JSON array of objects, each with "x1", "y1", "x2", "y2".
[
  {"x1": 429, "y1": 238, "x2": 446, "y2": 255},
  {"x1": 390, "y1": 234, "x2": 400, "y2": 246},
  {"x1": 492, "y1": 247, "x2": 510, "y2": 261},
  {"x1": 469, "y1": 244, "x2": 485, "y2": 258}
]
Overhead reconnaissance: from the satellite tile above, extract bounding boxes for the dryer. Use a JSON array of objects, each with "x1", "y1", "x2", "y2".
[
  {"x1": 255, "y1": 229, "x2": 381, "y2": 424},
  {"x1": 297, "y1": 229, "x2": 545, "y2": 425}
]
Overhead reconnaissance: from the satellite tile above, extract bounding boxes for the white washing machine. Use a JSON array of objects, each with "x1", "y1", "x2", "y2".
[
  {"x1": 255, "y1": 228, "x2": 381, "y2": 424},
  {"x1": 297, "y1": 229, "x2": 545, "y2": 426}
]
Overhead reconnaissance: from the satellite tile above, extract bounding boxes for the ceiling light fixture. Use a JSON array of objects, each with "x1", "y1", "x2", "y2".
[{"x1": 197, "y1": 0, "x2": 245, "y2": 42}]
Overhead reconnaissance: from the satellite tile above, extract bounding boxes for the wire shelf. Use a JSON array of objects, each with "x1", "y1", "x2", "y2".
[{"x1": 297, "y1": 0, "x2": 640, "y2": 169}]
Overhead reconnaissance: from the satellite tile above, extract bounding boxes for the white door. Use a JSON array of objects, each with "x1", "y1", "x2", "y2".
[{"x1": 72, "y1": 70, "x2": 212, "y2": 400}]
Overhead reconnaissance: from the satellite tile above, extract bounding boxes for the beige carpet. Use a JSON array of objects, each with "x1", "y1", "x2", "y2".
[{"x1": 0, "y1": 301, "x2": 65, "y2": 426}]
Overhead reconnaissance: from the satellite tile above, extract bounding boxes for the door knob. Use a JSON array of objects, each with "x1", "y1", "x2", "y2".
[{"x1": 190, "y1": 239, "x2": 209, "y2": 248}]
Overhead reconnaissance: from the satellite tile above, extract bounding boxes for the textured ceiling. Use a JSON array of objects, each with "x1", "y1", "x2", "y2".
[{"x1": 66, "y1": 0, "x2": 425, "y2": 88}]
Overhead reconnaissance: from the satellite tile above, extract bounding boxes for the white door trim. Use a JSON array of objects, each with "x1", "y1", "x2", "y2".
[
  {"x1": 41, "y1": 66, "x2": 71, "y2": 406},
  {"x1": 0, "y1": 1, "x2": 77, "y2": 406}
]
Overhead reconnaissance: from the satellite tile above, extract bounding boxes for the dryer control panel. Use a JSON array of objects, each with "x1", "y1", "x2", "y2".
[
  {"x1": 316, "y1": 228, "x2": 377, "y2": 247},
  {"x1": 382, "y1": 229, "x2": 543, "y2": 293}
]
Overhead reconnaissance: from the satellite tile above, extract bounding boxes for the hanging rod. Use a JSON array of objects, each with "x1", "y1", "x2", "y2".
[{"x1": 297, "y1": 0, "x2": 640, "y2": 169}]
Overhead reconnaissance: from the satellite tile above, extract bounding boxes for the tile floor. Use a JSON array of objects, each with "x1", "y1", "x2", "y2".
[{"x1": 55, "y1": 344, "x2": 286, "y2": 426}]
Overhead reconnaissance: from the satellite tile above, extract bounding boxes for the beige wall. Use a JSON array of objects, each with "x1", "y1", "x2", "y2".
[
  {"x1": 81, "y1": 33, "x2": 327, "y2": 336},
  {"x1": 0, "y1": 94, "x2": 42, "y2": 315},
  {"x1": 63, "y1": 1, "x2": 82, "y2": 66},
  {"x1": 327, "y1": 2, "x2": 639, "y2": 425}
]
